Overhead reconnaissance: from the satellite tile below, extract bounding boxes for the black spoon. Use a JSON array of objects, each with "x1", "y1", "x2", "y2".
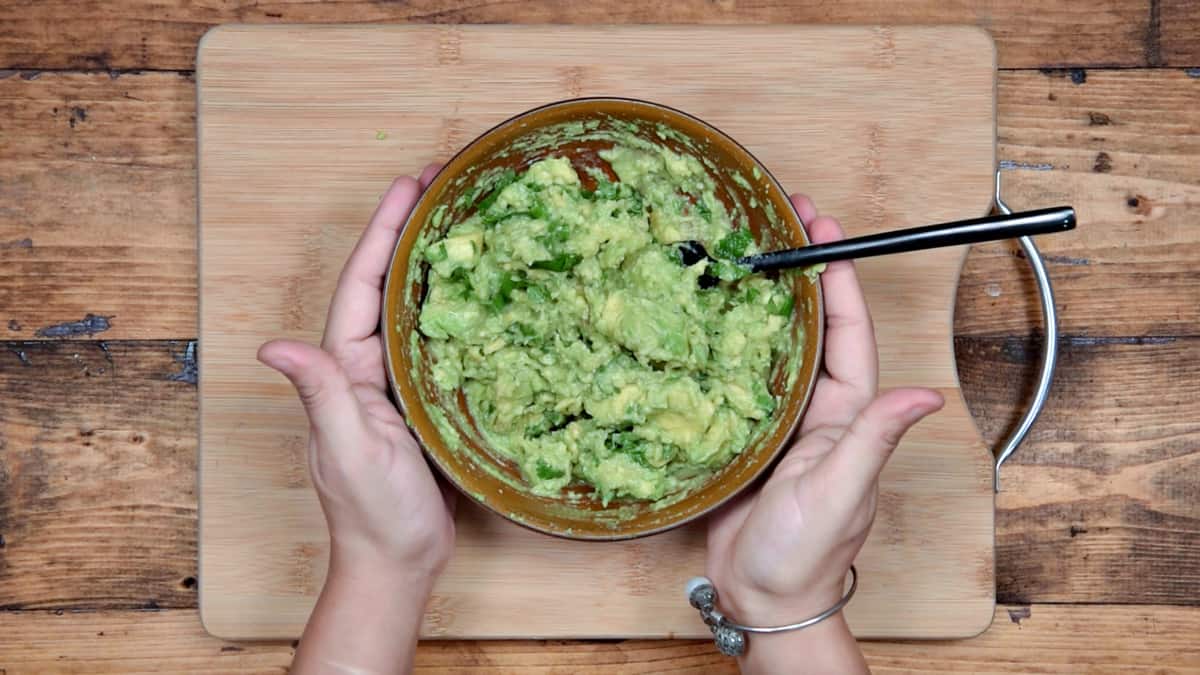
[{"x1": 680, "y1": 206, "x2": 1076, "y2": 288}]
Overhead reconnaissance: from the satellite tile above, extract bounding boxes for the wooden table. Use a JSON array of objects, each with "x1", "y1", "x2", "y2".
[{"x1": 1, "y1": 2, "x2": 1197, "y2": 672}]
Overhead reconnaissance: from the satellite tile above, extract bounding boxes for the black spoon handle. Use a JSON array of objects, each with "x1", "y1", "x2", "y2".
[{"x1": 743, "y1": 206, "x2": 1076, "y2": 273}]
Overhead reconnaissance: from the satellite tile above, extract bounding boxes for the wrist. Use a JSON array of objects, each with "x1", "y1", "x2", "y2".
[
  {"x1": 327, "y1": 546, "x2": 441, "y2": 598},
  {"x1": 718, "y1": 575, "x2": 847, "y2": 628},
  {"x1": 296, "y1": 541, "x2": 438, "y2": 675},
  {"x1": 737, "y1": 614, "x2": 865, "y2": 675},
  {"x1": 704, "y1": 568, "x2": 864, "y2": 674}
]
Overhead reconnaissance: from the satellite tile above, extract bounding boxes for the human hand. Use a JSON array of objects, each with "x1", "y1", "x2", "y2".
[
  {"x1": 258, "y1": 165, "x2": 455, "y2": 583},
  {"x1": 705, "y1": 194, "x2": 944, "y2": 664}
]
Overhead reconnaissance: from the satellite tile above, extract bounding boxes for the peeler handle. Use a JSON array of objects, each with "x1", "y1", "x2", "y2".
[{"x1": 991, "y1": 171, "x2": 1060, "y2": 492}]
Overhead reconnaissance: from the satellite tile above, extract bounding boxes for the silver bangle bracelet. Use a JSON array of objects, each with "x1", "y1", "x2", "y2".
[{"x1": 685, "y1": 565, "x2": 858, "y2": 657}]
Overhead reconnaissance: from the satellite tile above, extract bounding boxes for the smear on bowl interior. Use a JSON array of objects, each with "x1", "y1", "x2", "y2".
[{"x1": 416, "y1": 122, "x2": 797, "y2": 504}]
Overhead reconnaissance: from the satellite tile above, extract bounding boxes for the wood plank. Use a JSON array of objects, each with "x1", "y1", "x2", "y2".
[
  {"x1": 0, "y1": 610, "x2": 295, "y2": 675},
  {"x1": 0, "y1": 340, "x2": 198, "y2": 610},
  {"x1": 957, "y1": 336, "x2": 1200, "y2": 604},
  {"x1": 955, "y1": 68, "x2": 1200, "y2": 338},
  {"x1": 862, "y1": 604, "x2": 1200, "y2": 674},
  {"x1": 0, "y1": 79, "x2": 1195, "y2": 613},
  {"x1": 5, "y1": 69, "x2": 1198, "y2": 341},
  {"x1": 1, "y1": 336, "x2": 1193, "y2": 610},
  {"x1": 0, "y1": 605, "x2": 1197, "y2": 673},
  {"x1": 1161, "y1": 0, "x2": 1200, "y2": 67},
  {"x1": 0, "y1": 71, "x2": 196, "y2": 341},
  {"x1": 0, "y1": 0, "x2": 1180, "y2": 71},
  {"x1": 2, "y1": 66, "x2": 1195, "y2": 340}
]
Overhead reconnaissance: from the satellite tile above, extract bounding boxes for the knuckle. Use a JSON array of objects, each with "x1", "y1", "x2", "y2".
[
  {"x1": 852, "y1": 409, "x2": 904, "y2": 451},
  {"x1": 296, "y1": 380, "x2": 326, "y2": 409},
  {"x1": 878, "y1": 423, "x2": 906, "y2": 450}
]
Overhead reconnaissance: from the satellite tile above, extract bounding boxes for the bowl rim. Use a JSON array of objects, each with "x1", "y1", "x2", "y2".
[{"x1": 381, "y1": 96, "x2": 825, "y2": 540}]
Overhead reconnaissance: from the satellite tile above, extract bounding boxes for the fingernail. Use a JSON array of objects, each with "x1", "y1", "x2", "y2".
[
  {"x1": 259, "y1": 347, "x2": 294, "y2": 374},
  {"x1": 903, "y1": 403, "x2": 935, "y2": 425},
  {"x1": 911, "y1": 398, "x2": 945, "y2": 423}
]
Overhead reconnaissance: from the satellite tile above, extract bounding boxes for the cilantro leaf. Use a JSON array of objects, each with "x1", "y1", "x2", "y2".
[
  {"x1": 535, "y1": 459, "x2": 565, "y2": 480},
  {"x1": 714, "y1": 228, "x2": 754, "y2": 260},
  {"x1": 711, "y1": 260, "x2": 751, "y2": 282},
  {"x1": 489, "y1": 270, "x2": 528, "y2": 310},
  {"x1": 475, "y1": 168, "x2": 518, "y2": 213},
  {"x1": 531, "y1": 253, "x2": 582, "y2": 272},
  {"x1": 767, "y1": 294, "x2": 795, "y2": 317}
]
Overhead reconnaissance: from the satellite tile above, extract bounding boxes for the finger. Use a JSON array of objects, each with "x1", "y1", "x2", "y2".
[
  {"x1": 812, "y1": 388, "x2": 944, "y2": 508},
  {"x1": 788, "y1": 193, "x2": 818, "y2": 227},
  {"x1": 324, "y1": 176, "x2": 422, "y2": 348},
  {"x1": 258, "y1": 339, "x2": 363, "y2": 442},
  {"x1": 808, "y1": 215, "x2": 878, "y2": 405},
  {"x1": 419, "y1": 163, "x2": 443, "y2": 189}
]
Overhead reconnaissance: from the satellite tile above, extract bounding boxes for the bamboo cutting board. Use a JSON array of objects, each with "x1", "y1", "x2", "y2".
[{"x1": 198, "y1": 25, "x2": 997, "y2": 640}]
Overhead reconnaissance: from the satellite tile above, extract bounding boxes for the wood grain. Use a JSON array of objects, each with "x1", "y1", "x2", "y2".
[
  {"x1": 0, "y1": 70, "x2": 1195, "y2": 612},
  {"x1": 860, "y1": 604, "x2": 1200, "y2": 674},
  {"x1": 955, "y1": 68, "x2": 1200, "y2": 338},
  {"x1": 1, "y1": 336, "x2": 1193, "y2": 612},
  {"x1": 0, "y1": 0, "x2": 1190, "y2": 72},
  {"x1": 0, "y1": 0, "x2": 1196, "y2": 670},
  {"x1": 959, "y1": 335, "x2": 1200, "y2": 604},
  {"x1": 196, "y1": 24, "x2": 996, "y2": 640},
  {"x1": 5, "y1": 69, "x2": 1197, "y2": 341},
  {"x1": 0, "y1": 340, "x2": 198, "y2": 610},
  {"x1": 1161, "y1": 0, "x2": 1200, "y2": 66},
  {"x1": 0, "y1": 71, "x2": 197, "y2": 340},
  {"x1": 0, "y1": 610, "x2": 293, "y2": 675},
  {"x1": 0, "y1": 605, "x2": 1198, "y2": 674}
]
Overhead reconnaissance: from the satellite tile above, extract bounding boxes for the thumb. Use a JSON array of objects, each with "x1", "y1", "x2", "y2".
[
  {"x1": 819, "y1": 387, "x2": 945, "y2": 504},
  {"x1": 257, "y1": 339, "x2": 360, "y2": 435}
]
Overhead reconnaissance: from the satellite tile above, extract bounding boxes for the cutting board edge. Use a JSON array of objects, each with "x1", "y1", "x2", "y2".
[
  {"x1": 195, "y1": 23, "x2": 999, "y2": 641},
  {"x1": 195, "y1": 22, "x2": 1000, "y2": 52},
  {"x1": 196, "y1": 600, "x2": 1001, "y2": 642}
]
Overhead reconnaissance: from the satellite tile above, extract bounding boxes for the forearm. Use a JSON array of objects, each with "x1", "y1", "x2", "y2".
[
  {"x1": 738, "y1": 614, "x2": 868, "y2": 675},
  {"x1": 292, "y1": 553, "x2": 433, "y2": 675}
]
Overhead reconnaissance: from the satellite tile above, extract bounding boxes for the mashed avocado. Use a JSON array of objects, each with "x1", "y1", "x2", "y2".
[{"x1": 417, "y1": 141, "x2": 794, "y2": 504}]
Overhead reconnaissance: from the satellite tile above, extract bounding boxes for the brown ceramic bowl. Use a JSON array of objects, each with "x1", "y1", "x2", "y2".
[{"x1": 382, "y1": 98, "x2": 824, "y2": 540}]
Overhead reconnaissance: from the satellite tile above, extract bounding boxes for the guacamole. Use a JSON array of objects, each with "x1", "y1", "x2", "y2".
[{"x1": 417, "y1": 140, "x2": 795, "y2": 504}]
